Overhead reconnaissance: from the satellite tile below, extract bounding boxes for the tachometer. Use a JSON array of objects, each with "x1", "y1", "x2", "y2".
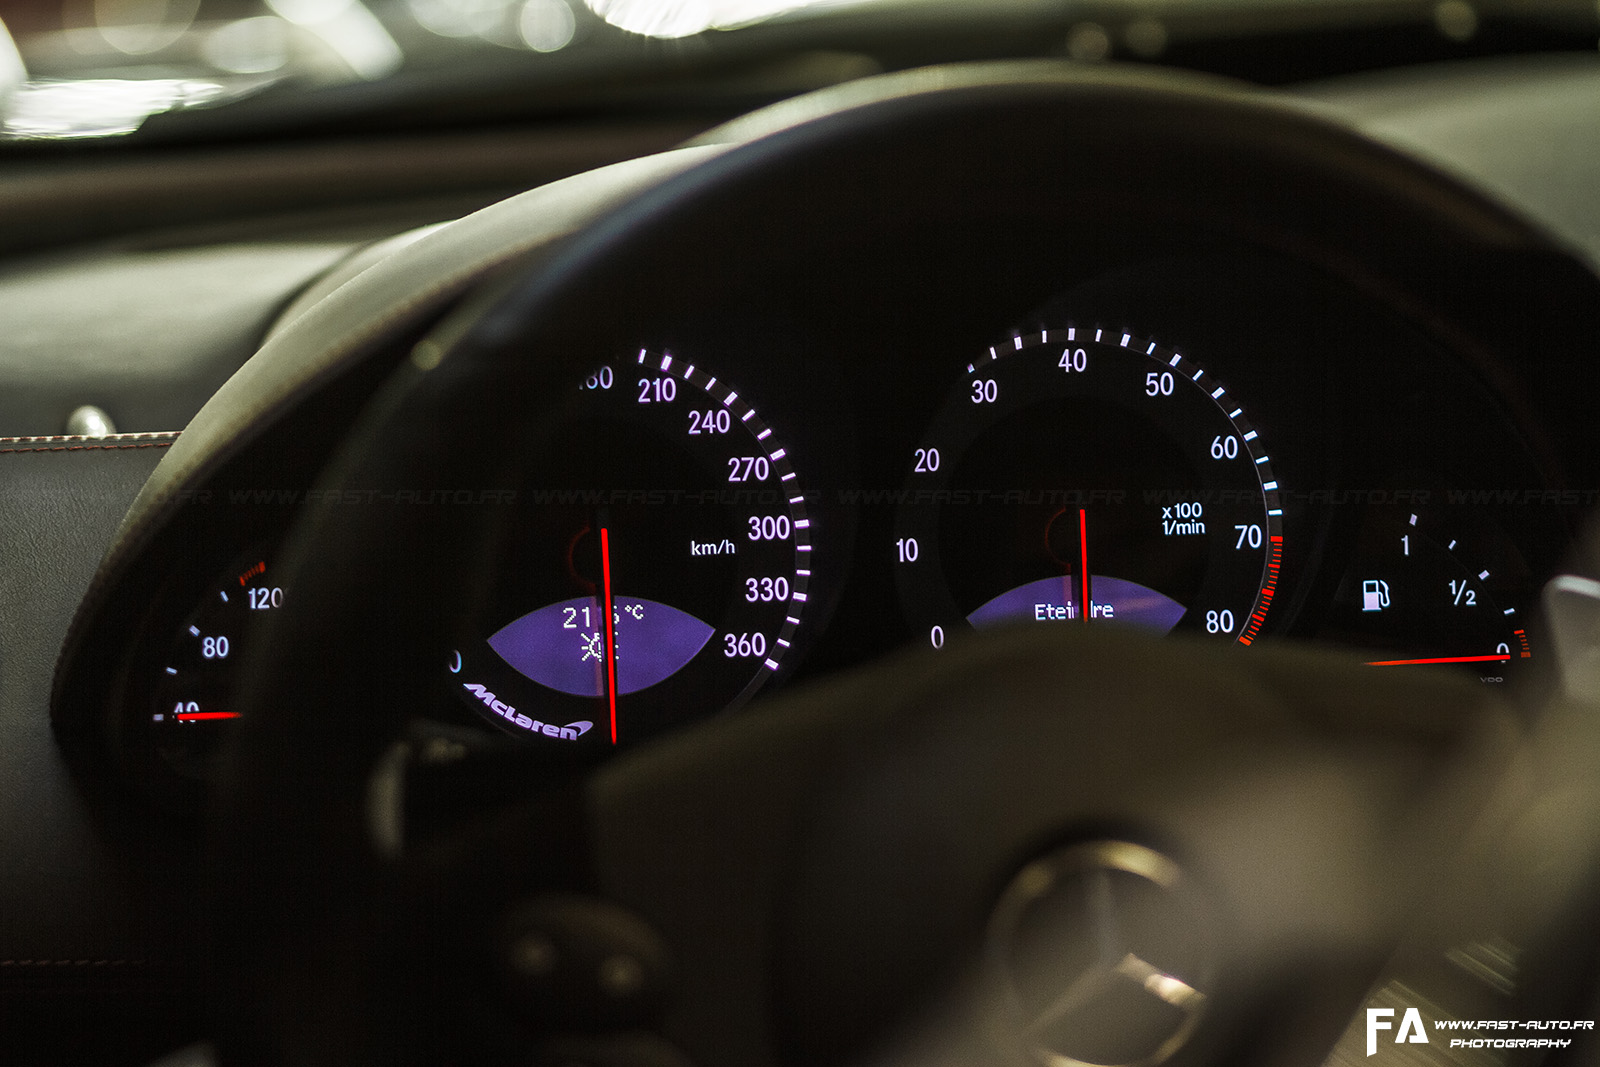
[
  {"x1": 451, "y1": 349, "x2": 812, "y2": 748},
  {"x1": 894, "y1": 327, "x2": 1282, "y2": 648}
]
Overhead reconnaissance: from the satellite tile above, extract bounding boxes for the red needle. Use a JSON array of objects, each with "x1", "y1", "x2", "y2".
[
  {"x1": 1366, "y1": 654, "x2": 1510, "y2": 666},
  {"x1": 1079, "y1": 508, "x2": 1090, "y2": 624},
  {"x1": 600, "y1": 525, "x2": 619, "y2": 745}
]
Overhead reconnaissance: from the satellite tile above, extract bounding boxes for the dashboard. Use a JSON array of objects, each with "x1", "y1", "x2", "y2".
[{"x1": 11, "y1": 51, "x2": 1600, "y2": 1067}]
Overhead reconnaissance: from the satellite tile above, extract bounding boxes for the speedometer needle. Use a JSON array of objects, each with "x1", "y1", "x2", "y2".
[{"x1": 600, "y1": 524, "x2": 619, "y2": 744}]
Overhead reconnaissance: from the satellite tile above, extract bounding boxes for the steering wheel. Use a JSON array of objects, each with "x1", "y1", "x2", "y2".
[{"x1": 211, "y1": 63, "x2": 1600, "y2": 1067}]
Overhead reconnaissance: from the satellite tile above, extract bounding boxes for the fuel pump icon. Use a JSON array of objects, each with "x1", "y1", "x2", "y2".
[{"x1": 1361, "y1": 579, "x2": 1390, "y2": 612}]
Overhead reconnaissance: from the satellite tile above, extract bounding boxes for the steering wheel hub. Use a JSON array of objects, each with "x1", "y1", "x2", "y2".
[{"x1": 985, "y1": 840, "x2": 1212, "y2": 1067}]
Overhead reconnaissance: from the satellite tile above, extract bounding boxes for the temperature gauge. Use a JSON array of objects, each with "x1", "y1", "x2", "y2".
[{"x1": 149, "y1": 549, "x2": 285, "y2": 779}]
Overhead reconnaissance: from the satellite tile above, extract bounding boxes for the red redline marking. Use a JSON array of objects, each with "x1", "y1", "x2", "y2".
[
  {"x1": 175, "y1": 712, "x2": 240, "y2": 721},
  {"x1": 1366, "y1": 654, "x2": 1511, "y2": 666},
  {"x1": 600, "y1": 526, "x2": 619, "y2": 745}
]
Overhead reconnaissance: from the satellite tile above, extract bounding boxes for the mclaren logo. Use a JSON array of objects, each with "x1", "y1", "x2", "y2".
[
  {"x1": 462, "y1": 682, "x2": 592, "y2": 740},
  {"x1": 984, "y1": 841, "x2": 1212, "y2": 1067}
]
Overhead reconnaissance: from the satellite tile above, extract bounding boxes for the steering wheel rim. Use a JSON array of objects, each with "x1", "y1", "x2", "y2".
[{"x1": 212, "y1": 61, "x2": 1588, "y2": 1066}]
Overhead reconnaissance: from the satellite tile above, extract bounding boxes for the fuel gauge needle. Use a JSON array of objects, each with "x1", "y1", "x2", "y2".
[
  {"x1": 1366, "y1": 654, "x2": 1511, "y2": 666},
  {"x1": 600, "y1": 524, "x2": 619, "y2": 744}
]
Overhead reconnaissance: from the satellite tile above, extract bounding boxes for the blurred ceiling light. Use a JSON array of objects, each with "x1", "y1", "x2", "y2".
[
  {"x1": 201, "y1": 17, "x2": 291, "y2": 75},
  {"x1": 0, "y1": 19, "x2": 25, "y2": 101},
  {"x1": 265, "y1": 0, "x2": 402, "y2": 80},
  {"x1": 585, "y1": 0, "x2": 710, "y2": 39},
  {"x1": 519, "y1": 0, "x2": 576, "y2": 51},
  {"x1": 1433, "y1": 0, "x2": 1478, "y2": 42},
  {"x1": 583, "y1": 0, "x2": 823, "y2": 39},
  {"x1": 1065, "y1": 20, "x2": 1112, "y2": 60},
  {"x1": 3, "y1": 77, "x2": 225, "y2": 138},
  {"x1": 706, "y1": 0, "x2": 823, "y2": 30},
  {"x1": 89, "y1": 0, "x2": 201, "y2": 56},
  {"x1": 408, "y1": 0, "x2": 516, "y2": 39}
]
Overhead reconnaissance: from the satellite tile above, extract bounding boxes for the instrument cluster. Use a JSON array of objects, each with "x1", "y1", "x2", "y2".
[
  {"x1": 117, "y1": 244, "x2": 1571, "y2": 801},
  {"x1": 61, "y1": 65, "x2": 1595, "y2": 810}
]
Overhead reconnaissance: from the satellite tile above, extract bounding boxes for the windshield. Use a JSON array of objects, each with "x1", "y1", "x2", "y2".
[{"x1": 0, "y1": 0, "x2": 1594, "y2": 142}]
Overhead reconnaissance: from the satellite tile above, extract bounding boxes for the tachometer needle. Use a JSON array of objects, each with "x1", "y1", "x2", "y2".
[
  {"x1": 1079, "y1": 508, "x2": 1090, "y2": 625},
  {"x1": 600, "y1": 524, "x2": 619, "y2": 744}
]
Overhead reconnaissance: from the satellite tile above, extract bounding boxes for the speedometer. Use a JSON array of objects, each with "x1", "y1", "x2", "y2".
[
  {"x1": 894, "y1": 327, "x2": 1283, "y2": 648},
  {"x1": 450, "y1": 349, "x2": 812, "y2": 749}
]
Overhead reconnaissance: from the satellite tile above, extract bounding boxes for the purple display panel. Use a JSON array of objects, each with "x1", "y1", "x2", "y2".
[
  {"x1": 967, "y1": 575, "x2": 1186, "y2": 634},
  {"x1": 489, "y1": 597, "x2": 715, "y2": 697}
]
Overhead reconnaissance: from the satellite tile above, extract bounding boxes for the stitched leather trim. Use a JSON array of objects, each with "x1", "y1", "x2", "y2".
[{"x1": 0, "y1": 431, "x2": 180, "y2": 454}]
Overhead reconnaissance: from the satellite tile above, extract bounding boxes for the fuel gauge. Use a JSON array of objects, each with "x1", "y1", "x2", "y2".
[{"x1": 1326, "y1": 504, "x2": 1533, "y2": 683}]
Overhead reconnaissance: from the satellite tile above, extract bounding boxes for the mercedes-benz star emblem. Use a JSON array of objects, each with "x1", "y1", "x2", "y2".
[{"x1": 985, "y1": 840, "x2": 1213, "y2": 1067}]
